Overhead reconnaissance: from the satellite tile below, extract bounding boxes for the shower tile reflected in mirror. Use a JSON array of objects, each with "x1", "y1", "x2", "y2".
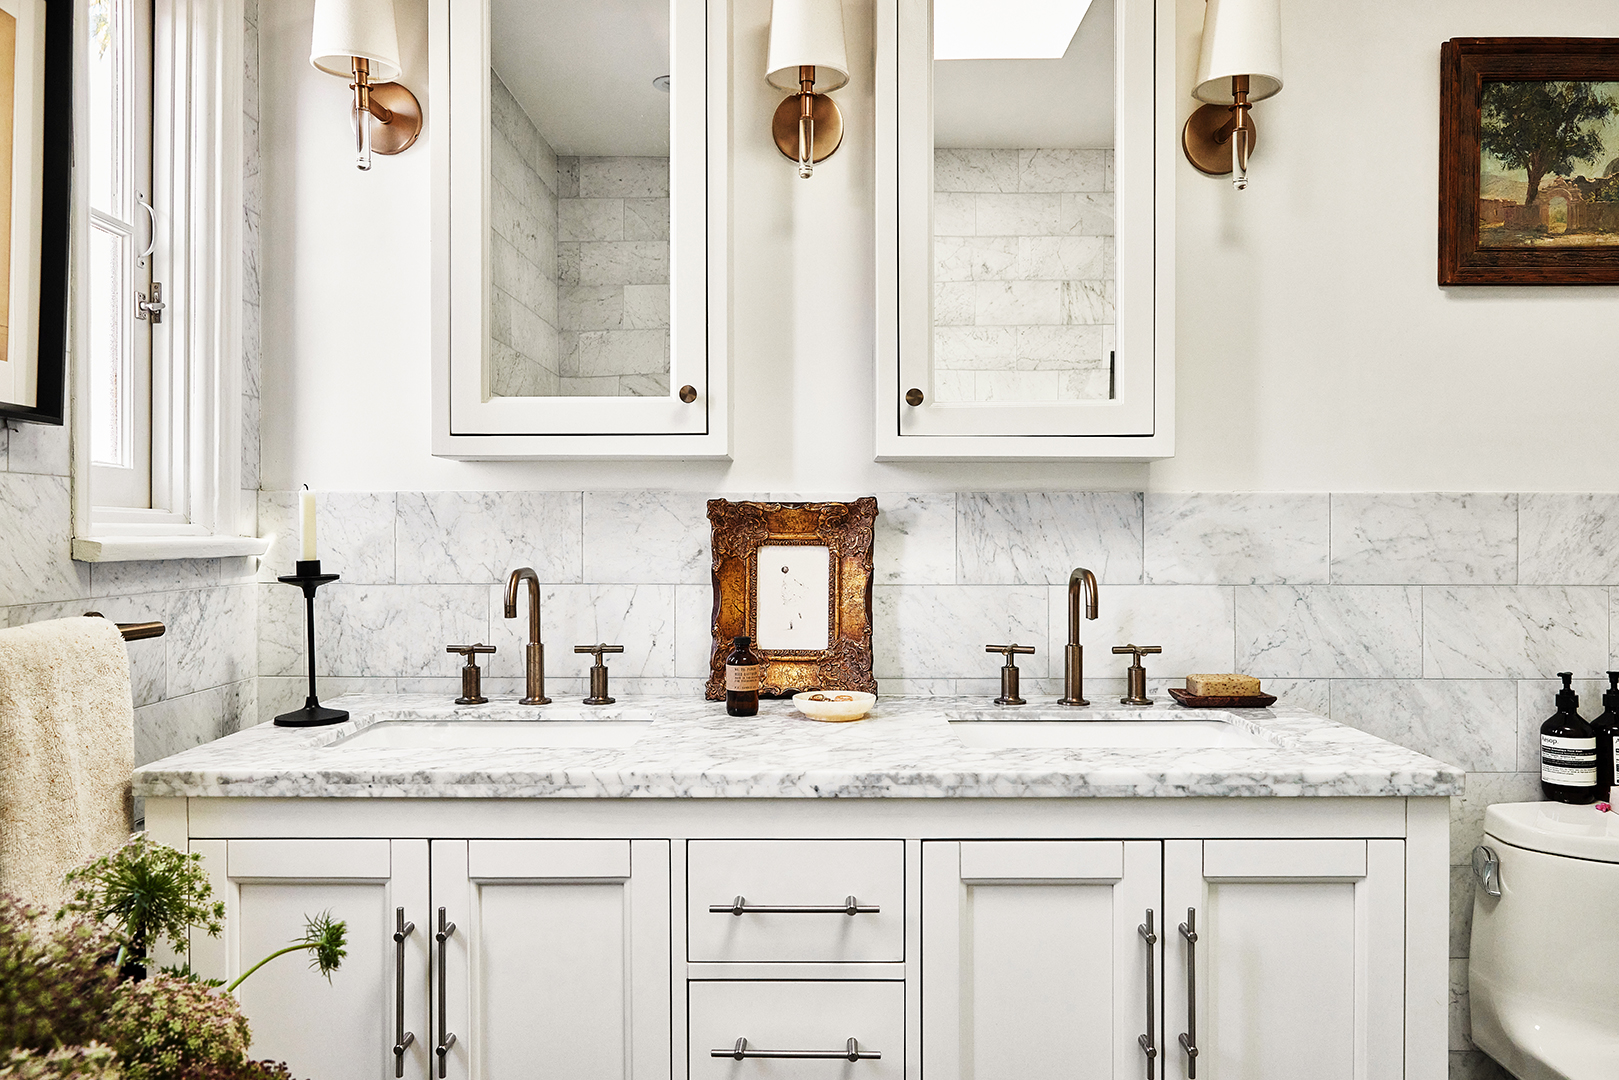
[
  {"x1": 488, "y1": 0, "x2": 671, "y2": 399},
  {"x1": 932, "y1": 0, "x2": 1115, "y2": 404}
]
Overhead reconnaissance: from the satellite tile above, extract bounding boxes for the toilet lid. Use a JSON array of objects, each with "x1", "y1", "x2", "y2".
[{"x1": 1483, "y1": 801, "x2": 1619, "y2": 864}]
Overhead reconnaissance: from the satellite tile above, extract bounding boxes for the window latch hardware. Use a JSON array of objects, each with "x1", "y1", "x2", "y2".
[{"x1": 135, "y1": 282, "x2": 165, "y2": 324}]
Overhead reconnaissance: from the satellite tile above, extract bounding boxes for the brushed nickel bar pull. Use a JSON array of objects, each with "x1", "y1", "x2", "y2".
[
  {"x1": 393, "y1": 907, "x2": 416, "y2": 1077},
  {"x1": 1139, "y1": 909, "x2": 1157, "y2": 1080},
  {"x1": 709, "y1": 895, "x2": 879, "y2": 916},
  {"x1": 712, "y1": 1037, "x2": 880, "y2": 1061},
  {"x1": 434, "y1": 907, "x2": 456, "y2": 1078},
  {"x1": 1178, "y1": 908, "x2": 1199, "y2": 1079}
]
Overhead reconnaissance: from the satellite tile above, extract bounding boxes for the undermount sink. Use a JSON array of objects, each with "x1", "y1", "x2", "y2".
[
  {"x1": 950, "y1": 719, "x2": 1273, "y2": 750},
  {"x1": 332, "y1": 721, "x2": 652, "y2": 750}
]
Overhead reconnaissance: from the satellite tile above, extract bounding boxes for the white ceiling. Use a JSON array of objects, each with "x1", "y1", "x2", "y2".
[
  {"x1": 491, "y1": 0, "x2": 671, "y2": 158},
  {"x1": 934, "y1": 0, "x2": 1114, "y2": 149}
]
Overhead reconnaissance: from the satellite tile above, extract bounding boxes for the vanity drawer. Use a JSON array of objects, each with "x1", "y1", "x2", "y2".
[
  {"x1": 689, "y1": 981, "x2": 904, "y2": 1080},
  {"x1": 687, "y1": 840, "x2": 904, "y2": 962}
]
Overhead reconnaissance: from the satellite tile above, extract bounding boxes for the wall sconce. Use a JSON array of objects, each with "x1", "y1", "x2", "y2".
[
  {"x1": 766, "y1": 0, "x2": 850, "y2": 178},
  {"x1": 1182, "y1": 0, "x2": 1282, "y2": 190},
  {"x1": 311, "y1": 0, "x2": 423, "y2": 171}
]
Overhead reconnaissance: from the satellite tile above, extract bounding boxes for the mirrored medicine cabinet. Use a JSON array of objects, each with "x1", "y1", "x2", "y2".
[
  {"x1": 430, "y1": 0, "x2": 729, "y2": 458},
  {"x1": 876, "y1": 0, "x2": 1175, "y2": 459}
]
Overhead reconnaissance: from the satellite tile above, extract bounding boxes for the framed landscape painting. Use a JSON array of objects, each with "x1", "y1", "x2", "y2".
[
  {"x1": 0, "y1": 0, "x2": 66, "y2": 425},
  {"x1": 1441, "y1": 38, "x2": 1619, "y2": 285}
]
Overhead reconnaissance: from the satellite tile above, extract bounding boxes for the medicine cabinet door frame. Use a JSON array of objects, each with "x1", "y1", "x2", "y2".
[
  {"x1": 874, "y1": 0, "x2": 1175, "y2": 460},
  {"x1": 430, "y1": 0, "x2": 731, "y2": 459}
]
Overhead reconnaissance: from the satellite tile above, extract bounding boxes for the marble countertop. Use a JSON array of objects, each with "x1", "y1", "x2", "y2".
[{"x1": 132, "y1": 694, "x2": 1464, "y2": 800}]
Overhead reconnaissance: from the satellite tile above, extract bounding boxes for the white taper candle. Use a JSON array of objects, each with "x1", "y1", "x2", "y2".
[{"x1": 300, "y1": 488, "x2": 318, "y2": 561}]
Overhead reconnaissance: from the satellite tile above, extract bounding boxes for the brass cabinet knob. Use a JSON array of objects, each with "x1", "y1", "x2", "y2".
[
  {"x1": 679, "y1": 385, "x2": 698, "y2": 403},
  {"x1": 905, "y1": 388, "x2": 924, "y2": 407}
]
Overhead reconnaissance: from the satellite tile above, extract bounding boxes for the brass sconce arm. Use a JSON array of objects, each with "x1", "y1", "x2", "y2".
[
  {"x1": 772, "y1": 65, "x2": 843, "y2": 179},
  {"x1": 341, "y1": 56, "x2": 422, "y2": 171}
]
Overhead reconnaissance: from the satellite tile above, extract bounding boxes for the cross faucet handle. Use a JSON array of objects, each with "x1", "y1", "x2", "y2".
[
  {"x1": 985, "y1": 644, "x2": 1035, "y2": 706},
  {"x1": 575, "y1": 644, "x2": 625, "y2": 705},
  {"x1": 447, "y1": 643, "x2": 497, "y2": 657},
  {"x1": 985, "y1": 644, "x2": 1037, "y2": 659},
  {"x1": 1112, "y1": 644, "x2": 1162, "y2": 706},
  {"x1": 1111, "y1": 644, "x2": 1162, "y2": 661}
]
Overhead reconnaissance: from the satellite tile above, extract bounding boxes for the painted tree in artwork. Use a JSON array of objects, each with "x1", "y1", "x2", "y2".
[{"x1": 1481, "y1": 80, "x2": 1618, "y2": 206}]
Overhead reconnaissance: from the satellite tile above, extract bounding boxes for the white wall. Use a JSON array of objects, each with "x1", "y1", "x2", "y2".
[{"x1": 260, "y1": 0, "x2": 1619, "y2": 495}]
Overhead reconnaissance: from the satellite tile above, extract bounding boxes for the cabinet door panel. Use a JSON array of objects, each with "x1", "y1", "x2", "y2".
[
  {"x1": 923, "y1": 840, "x2": 1161, "y2": 1080},
  {"x1": 1164, "y1": 839, "x2": 1404, "y2": 1080},
  {"x1": 194, "y1": 838, "x2": 431, "y2": 1080},
  {"x1": 434, "y1": 838, "x2": 671, "y2": 1080}
]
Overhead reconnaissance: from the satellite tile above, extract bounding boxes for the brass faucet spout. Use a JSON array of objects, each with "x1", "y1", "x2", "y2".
[
  {"x1": 504, "y1": 567, "x2": 549, "y2": 705},
  {"x1": 1059, "y1": 567, "x2": 1100, "y2": 707}
]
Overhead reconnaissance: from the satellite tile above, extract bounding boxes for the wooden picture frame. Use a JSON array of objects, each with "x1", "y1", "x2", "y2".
[
  {"x1": 1440, "y1": 38, "x2": 1619, "y2": 285},
  {"x1": 0, "y1": 0, "x2": 68, "y2": 425},
  {"x1": 705, "y1": 498, "x2": 878, "y2": 700}
]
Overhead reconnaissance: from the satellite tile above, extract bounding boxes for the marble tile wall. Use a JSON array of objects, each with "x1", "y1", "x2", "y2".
[
  {"x1": 933, "y1": 148, "x2": 1115, "y2": 403},
  {"x1": 0, "y1": 5, "x2": 263, "y2": 791},
  {"x1": 257, "y1": 486, "x2": 1602, "y2": 1079},
  {"x1": 556, "y1": 155, "x2": 671, "y2": 397},
  {"x1": 489, "y1": 70, "x2": 562, "y2": 397}
]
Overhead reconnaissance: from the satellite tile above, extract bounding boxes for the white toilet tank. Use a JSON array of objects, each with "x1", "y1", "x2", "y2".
[{"x1": 1468, "y1": 801, "x2": 1619, "y2": 1080}]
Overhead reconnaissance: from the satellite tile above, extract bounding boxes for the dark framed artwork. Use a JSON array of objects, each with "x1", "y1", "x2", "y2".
[
  {"x1": 1441, "y1": 38, "x2": 1619, "y2": 285},
  {"x1": 705, "y1": 498, "x2": 878, "y2": 700},
  {"x1": 0, "y1": 0, "x2": 69, "y2": 425}
]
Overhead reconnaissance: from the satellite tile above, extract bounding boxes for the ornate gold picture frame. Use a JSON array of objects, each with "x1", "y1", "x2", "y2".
[{"x1": 705, "y1": 498, "x2": 878, "y2": 700}]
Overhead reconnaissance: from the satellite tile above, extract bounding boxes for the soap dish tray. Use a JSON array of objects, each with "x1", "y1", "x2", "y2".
[{"x1": 1168, "y1": 687, "x2": 1278, "y2": 709}]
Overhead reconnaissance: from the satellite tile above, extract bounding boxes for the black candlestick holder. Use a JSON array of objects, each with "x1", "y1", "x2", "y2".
[{"x1": 274, "y1": 559, "x2": 349, "y2": 727}]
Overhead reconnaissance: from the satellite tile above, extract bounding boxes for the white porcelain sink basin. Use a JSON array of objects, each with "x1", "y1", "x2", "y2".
[
  {"x1": 333, "y1": 721, "x2": 652, "y2": 750},
  {"x1": 950, "y1": 720, "x2": 1273, "y2": 750}
]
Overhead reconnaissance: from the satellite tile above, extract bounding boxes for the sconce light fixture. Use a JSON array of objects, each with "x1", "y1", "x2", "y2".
[
  {"x1": 1182, "y1": 0, "x2": 1282, "y2": 190},
  {"x1": 766, "y1": 0, "x2": 850, "y2": 178},
  {"x1": 311, "y1": 0, "x2": 423, "y2": 171}
]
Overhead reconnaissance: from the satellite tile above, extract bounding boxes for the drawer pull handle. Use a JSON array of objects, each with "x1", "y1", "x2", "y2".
[
  {"x1": 392, "y1": 907, "x2": 415, "y2": 1078},
  {"x1": 710, "y1": 894, "x2": 879, "y2": 916},
  {"x1": 712, "y1": 1037, "x2": 880, "y2": 1061}
]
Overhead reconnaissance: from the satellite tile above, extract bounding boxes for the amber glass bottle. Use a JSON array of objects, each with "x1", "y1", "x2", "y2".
[
  {"x1": 1592, "y1": 671, "x2": 1619, "y2": 801},
  {"x1": 725, "y1": 636, "x2": 761, "y2": 717},
  {"x1": 1541, "y1": 672, "x2": 1598, "y2": 805}
]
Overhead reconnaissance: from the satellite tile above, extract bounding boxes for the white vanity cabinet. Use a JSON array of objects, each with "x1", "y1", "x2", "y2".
[{"x1": 156, "y1": 797, "x2": 1446, "y2": 1080}]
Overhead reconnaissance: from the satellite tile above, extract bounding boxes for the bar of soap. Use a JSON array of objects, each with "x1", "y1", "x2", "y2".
[{"x1": 1186, "y1": 673, "x2": 1261, "y2": 697}]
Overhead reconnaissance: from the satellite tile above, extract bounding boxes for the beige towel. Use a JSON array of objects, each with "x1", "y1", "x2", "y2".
[{"x1": 0, "y1": 616, "x2": 135, "y2": 908}]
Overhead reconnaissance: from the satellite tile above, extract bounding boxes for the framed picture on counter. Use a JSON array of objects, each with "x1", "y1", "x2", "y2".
[
  {"x1": 705, "y1": 498, "x2": 878, "y2": 699},
  {"x1": 1441, "y1": 37, "x2": 1619, "y2": 285}
]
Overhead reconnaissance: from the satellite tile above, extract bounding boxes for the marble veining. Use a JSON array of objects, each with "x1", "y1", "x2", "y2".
[
  {"x1": 133, "y1": 694, "x2": 1463, "y2": 800},
  {"x1": 1330, "y1": 493, "x2": 1518, "y2": 586},
  {"x1": 956, "y1": 491, "x2": 1143, "y2": 584},
  {"x1": 1146, "y1": 493, "x2": 1329, "y2": 585},
  {"x1": 1421, "y1": 585, "x2": 1608, "y2": 679}
]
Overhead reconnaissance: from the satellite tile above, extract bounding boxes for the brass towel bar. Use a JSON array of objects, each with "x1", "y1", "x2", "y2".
[{"x1": 84, "y1": 612, "x2": 166, "y2": 642}]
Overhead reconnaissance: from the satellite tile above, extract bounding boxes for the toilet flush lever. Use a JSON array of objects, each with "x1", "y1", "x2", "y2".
[{"x1": 1472, "y1": 845, "x2": 1501, "y2": 898}]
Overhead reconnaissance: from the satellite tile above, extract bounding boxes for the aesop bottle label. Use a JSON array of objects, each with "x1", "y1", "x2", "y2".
[
  {"x1": 1542, "y1": 734, "x2": 1598, "y2": 786},
  {"x1": 725, "y1": 664, "x2": 760, "y2": 692}
]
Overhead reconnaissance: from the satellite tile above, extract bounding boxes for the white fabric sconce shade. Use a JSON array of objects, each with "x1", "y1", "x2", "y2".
[
  {"x1": 1192, "y1": 0, "x2": 1282, "y2": 104},
  {"x1": 766, "y1": 0, "x2": 849, "y2": 92},
  {"x1": 311, "y1": 0, "x2": 403, "y2": 83}
]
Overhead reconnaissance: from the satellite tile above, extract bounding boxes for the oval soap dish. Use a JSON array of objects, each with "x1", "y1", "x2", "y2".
[{"x1": 791, "y1": 691, "x2": 876, "y2": 723}]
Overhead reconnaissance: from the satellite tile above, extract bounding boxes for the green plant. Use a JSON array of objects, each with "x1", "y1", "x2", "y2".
[
  {"x1": 223, "y1": 912, "x2": 346, "y2": 994},
  {"x1": 0, "y1": 895, "x2": 120, "y2": 1055},
  {"x1": 0, "y1": 1044, "x2": 121, "y2": 1080},
  {"x1": 59, "y1": 836, "x2": 224, "y2": 970},
  {"x1": 102, "y1": 973, "x2": 252, "y2": 1080}
]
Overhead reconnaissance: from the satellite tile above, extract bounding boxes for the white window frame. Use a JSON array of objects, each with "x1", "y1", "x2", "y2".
[
  {"x1": 430, "y1": 0, "x2": 731, "y2": 460},
  {"x1": 70, "y1": 0, "x2": 264, "y2": 560},
  {"x1": 874, "y1": 0, "x2": 1176, "y2": 460}
]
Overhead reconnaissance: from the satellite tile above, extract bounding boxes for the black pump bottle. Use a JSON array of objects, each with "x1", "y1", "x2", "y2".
[
  {"x1": 1541, "y1": 672, "x2": 1598, "y2": 805},
  {"x1": 1592, "y1": 671, "x2": 1619, "y2": 801}
]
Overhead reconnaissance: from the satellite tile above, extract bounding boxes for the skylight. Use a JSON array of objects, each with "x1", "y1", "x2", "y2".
[{"x1": 934, "y1": 0, "x2": 1095, "y2": 60}]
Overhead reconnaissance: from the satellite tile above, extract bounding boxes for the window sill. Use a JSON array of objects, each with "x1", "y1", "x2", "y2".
[{"x1": 72, "y1": 534, "x2": 269, "y2": 562}]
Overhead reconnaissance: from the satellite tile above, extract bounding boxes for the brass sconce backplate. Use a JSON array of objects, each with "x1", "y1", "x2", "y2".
[
  {"x1": 355, "y1": 82, "x2": 424, "y2": 156},
  {"x1": 772, "y1": 93, "x2": 843, "y2": 163},
  {"x1": 1182, "y1": 103, "x2": 1257, "y2": 176}
]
